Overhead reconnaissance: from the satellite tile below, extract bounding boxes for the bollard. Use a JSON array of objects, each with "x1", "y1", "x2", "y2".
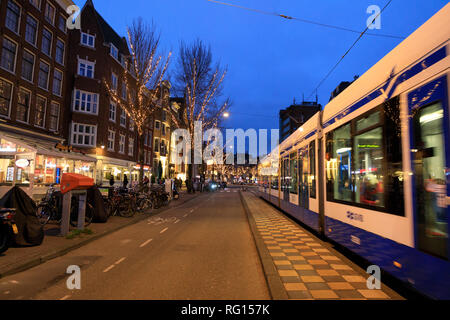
[{"x1": 61, "y1": 191, "x2": 72, "y2": 236}]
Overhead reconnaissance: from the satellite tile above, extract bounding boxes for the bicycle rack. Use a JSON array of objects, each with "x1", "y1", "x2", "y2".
[{"x1": 60, "y1": 173, "x2": 94, "y2": 236}]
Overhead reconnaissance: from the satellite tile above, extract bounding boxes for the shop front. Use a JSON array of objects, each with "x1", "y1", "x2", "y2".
[
  {"x1": 95, "y1": 156, "x2": 137, "y2": 187},
  {"x1": 0, "y1": 133, "x2": 97, "y2": 200}
]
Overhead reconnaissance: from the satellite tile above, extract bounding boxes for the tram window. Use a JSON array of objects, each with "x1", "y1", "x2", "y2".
[
  {"x1": 309, "y1": 141, "x2": 316, "y2": 199},
  {"x1": 384, "y1": 96, "x2": 404, "y2": 216},
  {"x1": 290, "y1": 153, "x2": 298, "y2": 194},
  {"x1": 325, "y1": 96, "x2": 404, "y2": 216},
  {"x1": 357, "y1": 111, "x2": 380, "y2": 131},
  {"x1": 354, "y1": 127, "x2": 384, "y2": 207},
  {"x1": 413, "y1": 102, "x2": 447, "y2": 259},
  {"x1": 271, "y1": 175, "x2": 279, "y2": 190},
  {"x1": 326, "y1": 123, "x2": 352, "y2": 202}
]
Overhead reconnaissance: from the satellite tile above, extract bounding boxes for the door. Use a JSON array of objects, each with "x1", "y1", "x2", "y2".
[
  {"x1": 318, "y1": 138, "x2": 325, "y2": 235},
  {"x1": 283, "y1": 158, "x2": 290, "y2": 201},
  {"x1": 409, "y1": 76, "x2": 449, "y2": 260}
]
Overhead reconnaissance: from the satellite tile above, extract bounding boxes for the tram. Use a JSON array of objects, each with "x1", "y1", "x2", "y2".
[{"x1": 257, "y1": 4, "x2": 450, "y2": 299}]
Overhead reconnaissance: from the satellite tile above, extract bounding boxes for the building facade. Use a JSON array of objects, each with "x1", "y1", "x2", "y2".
[
  {"x1": 279, "y1": 100, "x2": 321, "y2": 142},
  {"x1": 0, "y1": 0, "x2": 99, "y2": 198},
  {"x1": 64, "y1": 0, "x2": 140, "y2": 187}
]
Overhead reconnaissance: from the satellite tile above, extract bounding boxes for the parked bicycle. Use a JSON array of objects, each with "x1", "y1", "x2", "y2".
[
  {"x1": 36, "y1": 184, "x2": 94, "y2": 227},
  {"x1": 104, "y1": 187, "x2": 137, "y2": 218}
]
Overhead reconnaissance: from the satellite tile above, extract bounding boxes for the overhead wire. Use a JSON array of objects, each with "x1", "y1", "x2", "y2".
[{"x1": 206, "y1": 0, "x2": 404, "y2": 39}]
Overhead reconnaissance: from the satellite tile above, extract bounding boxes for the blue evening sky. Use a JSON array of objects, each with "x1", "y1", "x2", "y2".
[{"x1": 75, "y1": 0, "x2": 448, "y2": 132}]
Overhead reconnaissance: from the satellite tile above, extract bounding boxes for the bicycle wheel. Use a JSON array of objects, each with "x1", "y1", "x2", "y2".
[
  {"x1": 119, "y1": 197, "x2": 137, "y2": 218},
  {"x1": 70, "y1": 202, "x2": 94, "y2": 227},
  {"x1": 36, "y1": 204, "x2": 52, "y2": 225}
]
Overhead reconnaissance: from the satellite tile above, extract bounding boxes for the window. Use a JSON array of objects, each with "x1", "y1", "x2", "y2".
[
  {"x1": 1, "y1": 38, "x2": 17, "y2": 72},
  {"x1": 44, "y1": 2, "x2": 55, "y2": 24},
  {"x1": 120, "y1": 109, "x2": 126, "y2": 127},
  {"x1": 107, "y1": 130, "x2": 115, "y2": 151},
  {"x1": 110, "y1": 44, "x2": 118, "y2": 60},
  {"x1": 121, "y1": 82, "x2": 127, "y2": 99},
  {"x1": 81, "y1": 32, "x2": 95, "y2": 47},
  {"x1": 0, "y1": 79, "x2": 13, "y2": 117},
  {"x1": 71, "y1": 123, "x2": 96, "y2": 147},
  {"x1": 73, "y1": 89, "x2": 98, "y2": 114},
  {"x1": 52, "y1": 69, "x2": 63, "y2": 96},
  {"x1": 326, "y1": 123, "x2": 352, "y2": 202},
  {"x1": 144, "y1": 150, "x2": 148, "y2": 164},
  {"x1": 35, "y1": 96, "x2": 46, "y2": 127},
  {"x1": 119, "y1": 134, "x2": 125, "y2": 153},
  {"x1": 289, "y1": 152, "x2": 297, "y2": 195},
  {"x1": 58, "y1": 15, "x2": 66, "y2": 33},
  {"x1": 6, "y1": 1, "x2": 20, "y2": 33},
  {"x1": 111, "y1": 72, "x2": 118, "y2": 91},
  {"x1": 144, "y1": 130, "x2": 148, "y2": 146},
  {"x1": 21, "y1": 50, "x2": 35, "y2": 82},
  {"x1": 29, "y1": 0, "x2": 41, "y2": 10},
  {"x1": 78, "y1": 59, "x2": 94, "y2": 78},
  {"x1": 49, "y1": 102, "x2": 59, "y2": 131},
  {"x1": 129, "y1": 118, "x2": 134, "y2": 131},
  {"x1": 17, "y1": 88, "x2": 31, "y2": 123},
  {"x1": 162, "y1": 110, "x2": 166, "y2": 122},
  {"x1": 161, "y1": 123, "x2": 166, "y2": 136},
  {"x1": 309, "y1": 141, "x2": 316, "y2": 199},
  {"x1": 25, "y1": 15, "x2": 38, "y2": 45},
  {"x1": 41, "y1": 28, "x2": 52, "y2": 56},
  {"x1": 55, "y1": 39, "x2": 65, "y2": 65},
  {"x1": 154, "y1": 138, "x2": 159, "y2": 152},
  {"x1": 128, "y1": 137, "x2": 134, "y2": 156},
  {"x1": 38, "y1": 61, "x2": 50, "y2": 89},
  {"x1": 109, "y1": 101, "x2": 116, "y2": 122},
  {"x1": 326, "y1": 97, "x2": 404, "y2": 215},
  {"x1": 155, "y1": 120, "x2": 160, "y2": 130}
]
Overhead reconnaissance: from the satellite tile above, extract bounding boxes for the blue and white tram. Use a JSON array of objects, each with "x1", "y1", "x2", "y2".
[{"x1": 257, "y1": 4, "x2": 450, "y2": 299}]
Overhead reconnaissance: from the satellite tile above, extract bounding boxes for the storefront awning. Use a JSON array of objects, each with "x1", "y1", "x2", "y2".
[{"x1": 0, "y1": 132, "x2": 97, "y2": 163}]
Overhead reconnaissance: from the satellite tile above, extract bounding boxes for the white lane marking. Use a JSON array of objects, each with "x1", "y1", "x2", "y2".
[
  {"x1": 183, "y1": 214, "x2": 188, "y2": 218},
  {"x1": 190, "y1": 209, "x2": 194, "y2": 213},
  {"x1": 103, "y1": 265, "x2": 115, "y2": 273},
  {"x1": 3, "y1": 291, "x2": 10, "y2": 295},
  {"x1": 60, "y1": 295, "x2": 71, "y2": 300},
  {"x1": 140, "y1": 239, "x2": 153, "y2": 248},
  {"x1": 160, "y1": 227, "x2": 168, "y2": 234},
  {"x1": 115, "y1": 257, "x2": 126, "y2": 265},
  {"x1": 174, "y1": 219, "x2": 180, "y2": 224},
  {"x1": 9, "y1": 280, "x2": 19, "y2": 284}
]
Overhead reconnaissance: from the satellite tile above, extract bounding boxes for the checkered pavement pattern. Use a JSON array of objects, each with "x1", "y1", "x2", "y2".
[{"x1": 244, "y1": 193, "x2": 401, "y2": 300}]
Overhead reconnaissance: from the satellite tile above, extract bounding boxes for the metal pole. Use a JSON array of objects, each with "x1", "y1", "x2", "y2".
[
  {"x1": 61, "y1": 191, "x2": 72, "y2": 236},
  {"x1": 77, "y1": 193, "x2": 86, "y2": 230}
]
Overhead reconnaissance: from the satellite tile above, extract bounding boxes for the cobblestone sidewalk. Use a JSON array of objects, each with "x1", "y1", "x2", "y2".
[{"x1": 242, "y1": 192, "x2": 403, "y2": 300}]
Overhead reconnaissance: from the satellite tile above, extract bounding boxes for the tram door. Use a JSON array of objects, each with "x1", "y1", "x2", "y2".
[
  {"x1": 298, "y1": 149, "x2": 309, "y2": 210},
  {"x1": 410, "y1": 78, "x2": 449, "y2": 260},
  {"x1": 318, "y1": 138, "x2": 325, "y2": 236},
  {"x1": 283, "y1": 158, "x2": 290, "y2": 201}
]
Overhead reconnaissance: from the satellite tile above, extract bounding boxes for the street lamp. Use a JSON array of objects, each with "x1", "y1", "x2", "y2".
[{"x1": 223, "y1": 112, "x2": 230, "y2": 118}]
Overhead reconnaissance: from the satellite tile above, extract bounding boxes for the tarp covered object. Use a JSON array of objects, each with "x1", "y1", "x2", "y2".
[
  {"x1": 0, "y1": 187, "x2": 44, "y2": 246},
  {"x1": 87, "y1": 186, "x2": 108, "y2": 223}
]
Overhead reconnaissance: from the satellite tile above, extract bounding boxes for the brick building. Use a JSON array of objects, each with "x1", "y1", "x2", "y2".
[
  {"x1": 0, "y1": 0, "x2": 98, "y2": 198},
  {"x1": 64, "y1": 0, "x2": 140, "y2": 186}
]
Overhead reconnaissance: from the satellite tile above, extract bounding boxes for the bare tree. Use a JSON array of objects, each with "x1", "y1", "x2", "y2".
[
  {"x1": 170, "y1": 39, "x2": 230, "y2": 181},
  {"x1": 104, "y1": 18, "x2": 171, "y2": 183}
]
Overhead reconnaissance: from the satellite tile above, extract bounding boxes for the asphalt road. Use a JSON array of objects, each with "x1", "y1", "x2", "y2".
[{"x1": 0, "y1": 188, "x2": 270, "y2": 300}]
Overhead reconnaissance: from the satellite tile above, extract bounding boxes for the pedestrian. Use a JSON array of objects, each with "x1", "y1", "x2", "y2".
[
  {"x1": 123, "y1": 174, "x2": 128, "y2": 189},
  {"x1": 109, "y1": 175, "x2": 115, "y2": 187}
]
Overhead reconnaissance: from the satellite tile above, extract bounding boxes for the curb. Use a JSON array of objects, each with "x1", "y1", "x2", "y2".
[
  {"x1": 0, "y1": 193, "x2": 202, "y2": 279},
  {"x1": 239, "y1": 191, "x2": 289, "y2": 300}
]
